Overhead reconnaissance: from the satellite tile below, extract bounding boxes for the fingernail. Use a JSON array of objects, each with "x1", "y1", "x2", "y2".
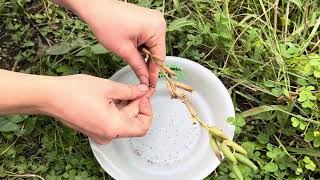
[{"x1": 137, "y1": 84, "x2": 149, "y2": 92}]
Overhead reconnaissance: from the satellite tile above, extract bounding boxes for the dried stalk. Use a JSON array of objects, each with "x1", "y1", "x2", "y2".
[{"x1": 142, "y1": 48, "x2": 258, "y2": 177}]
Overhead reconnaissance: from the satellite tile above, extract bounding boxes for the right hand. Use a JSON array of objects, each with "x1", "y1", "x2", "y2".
[{"x1": 46, "y1": 74, "x2": 153, "y2": 144}]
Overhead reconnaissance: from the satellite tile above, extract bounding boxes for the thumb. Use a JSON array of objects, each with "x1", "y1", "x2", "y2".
[{"x1": 108, "y1": 82, "x2": 149, "y2": 100}]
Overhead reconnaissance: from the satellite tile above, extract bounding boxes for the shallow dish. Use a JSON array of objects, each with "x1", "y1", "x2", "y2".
[{"x1": 89, "y1": 56, "x2": 235, "y2": 180}]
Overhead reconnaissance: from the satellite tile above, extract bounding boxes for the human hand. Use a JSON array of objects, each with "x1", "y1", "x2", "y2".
[
  {"x1": 69, "y1": 0, "x2": 166, "y2": 87},
  {"x1": 46, "y1": 74, "x2": 153, "y2": 144}
]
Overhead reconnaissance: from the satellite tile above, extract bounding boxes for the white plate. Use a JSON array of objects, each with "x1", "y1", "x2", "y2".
[{"x1": 89, "y1": 56, "x2": 235, "y2": 180}]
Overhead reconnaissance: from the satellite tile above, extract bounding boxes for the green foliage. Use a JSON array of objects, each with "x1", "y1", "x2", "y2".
[{"x1": 1, "y1": 0, "x2": 320, "y2": 179}]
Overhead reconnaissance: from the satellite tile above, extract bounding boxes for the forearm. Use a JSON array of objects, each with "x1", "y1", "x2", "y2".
[{"x1": 0, "y1": 70, "x2": 54, "y2": 115}]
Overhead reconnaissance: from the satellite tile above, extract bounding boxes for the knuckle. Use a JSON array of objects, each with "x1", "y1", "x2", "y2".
[{"x1": 115, "y1": 46, "x2": 131, "y2": 60}]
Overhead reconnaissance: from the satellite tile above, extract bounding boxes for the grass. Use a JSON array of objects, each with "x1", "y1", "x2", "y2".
[{"x1": 0, "y1": 0, "x2": 320, "y2": 179}]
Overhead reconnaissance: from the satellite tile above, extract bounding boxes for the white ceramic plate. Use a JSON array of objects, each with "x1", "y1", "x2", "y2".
[{"x1": 89, "y1": 56, "x2": 235, "y2": 180}]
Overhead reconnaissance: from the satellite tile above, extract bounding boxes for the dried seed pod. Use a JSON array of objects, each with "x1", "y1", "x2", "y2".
[
  {"x1": 161, "y1": 64, "x2": 177, "y2": 76},
  {"x1": 174, "y1": 81, "x2": 193, "y2": 92},
  {"x1": 230, "y1": 163, "x2": 244, "y2": 180},
  {"x1": 234, "y1": 153, "x2": 258, "y2": 172},
  {"x1": 184, "y1": 100, "x2": 197, "y2": 117},
  {"x1": 219, "y1": 143, "x2": 237, "y2": 163},
  {"x1": 175, "y1": 90, "x2": 186, "y2": 99},
  {"x1": 223, "y1": 139, "x2": 247, "y2": 155},
  {"x1": 208, "y1": 127, "x2": 229, "y2": 140},
  {"x1": 210, "y1": 137, "x2": 222, "y2": 161},
  {"x1": 166, "y1": 81, "x2": 176, "y2": 98}
]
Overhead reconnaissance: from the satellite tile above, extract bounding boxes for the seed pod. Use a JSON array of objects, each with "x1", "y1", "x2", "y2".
[
  {"x1": 219, "y1": 143, "x2": 237, "y2": 163},
  {"x1": 224, "y1": 139, "x2": 248, "y2": 155},
  {"x1": 234, "y1": 153, "x2": 258, "y2": 172},
  {"x1": 208, "y1": 127, "x2": 229, "y2": 140},
  {"x1": 166, "y1": 82, "x2": 176, "y2": 98},
  {"x1": 161, "y1": 64, "x2": 177, "y2": 77},
  {"x1": 230, "y1": 163, "x2": 244, "y2": 180},
  {"x1": 210, "y1": 137, "x2": 222, "y2": 161},
  {"x1": 175, "y1": 90, "x2": 186, "y2": 99},
  {"x1": 174, "y1": 81, "x2": 193, "y2": 92},
  {"x1": 184, "y1": 100, "x2": 197, "y2": 117}
]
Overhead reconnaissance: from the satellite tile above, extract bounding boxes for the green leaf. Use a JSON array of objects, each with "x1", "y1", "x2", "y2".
[
  {"x1": 313, "y1": 137, "x2": 320, "y2": 147},
  {"x1": 306, "y1": 86, "x2": 315, "y2": 91},
  {"x1": 303, "y1": 64, "x2": 314, "y2": 75},
  {"x1": 0, "y1": 117, "x2": 21, "y2": 132},
  {"x1": 314, "y1": 70, "x2": 320, "y2": 78},
  {"x1": 46, "y1": 42, "x2": 72, "y2": 55},
  {"x1": 90, "y1": 43, "x2": 109, "y2": 54},
  {"x1": 291, "y1": 117, "x2": 300, "y2": 127},
  {"x1": 257, "y1": 132, "x2": 269, "y2": 144},
  {"x1": 299, "y1": 121, "x2": 307, "y2": 130},
  {"x1": 56, "y1": 65, "x2": 77, "y2": 75},
  {"x1": 264, "y1": 162, "x2": 278, "y2": 172},
  {"x1": 167, "y1": 17, "x2": 195, "y2": 32},
  {"x1": 7, "y1": 115, "x2": 25, "y2": 123},
  {"x1": 283, "y1": 88, "x2": 290, "y2": 97},
  {"x1": 303, "y1": 156, "x2": 316, "y2": 171},
  {"x1": 286, "y1": 147, "x2": 320, "y2": 157},
  {"x1": 297, "y1": 78, "x2": 308, "y2": 86},
  {"x1": 304, "y1": 132, "x2": 315, "y2": 142},
  {"x1": 272, "y1": 87, "x2": 283, "y2": 96},
  {"x1": 302, "y1": 100, "x2": 314, "y2": 108}
]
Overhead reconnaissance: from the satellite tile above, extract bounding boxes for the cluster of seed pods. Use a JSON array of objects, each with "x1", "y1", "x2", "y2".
[{"x1": 142, "y1": 48, "x2": 258, "y2": 180}]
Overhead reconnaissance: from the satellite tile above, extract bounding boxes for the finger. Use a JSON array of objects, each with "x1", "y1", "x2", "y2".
[
  {"x1": 119, "y1": 97, "x2": 153, "y2": 138},
  {"x1": 118, "y1": 45, "x2": 149, "y2": 84},
  {"x1": 120, "y1": 99, "x2": 140, "y2": 118},
  {"x1": 145, "y1": 31, "x2": 166, "y2": 87},
  {"x1": 108, "y1": 82, "x2": 149, "y2": 100}
]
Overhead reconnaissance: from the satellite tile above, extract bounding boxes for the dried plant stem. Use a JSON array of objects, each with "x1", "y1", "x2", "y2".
[{"x1": 142, "y1": 48, "x2": 258, "y2": 176}]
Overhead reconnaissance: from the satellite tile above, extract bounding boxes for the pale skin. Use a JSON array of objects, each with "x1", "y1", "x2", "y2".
[{"x1": 0, "y1": 0, "x2": 166, "y2": 144}]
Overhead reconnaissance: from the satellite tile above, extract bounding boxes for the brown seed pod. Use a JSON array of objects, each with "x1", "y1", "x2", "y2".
[
  {"x1": 161, "y1": 64, "x2": 177, "y2": 77},
  {"x1": 166, "y1": 81, "x2": 176, "y2": 98},
  {"x1": 174, "y1": 81, "x2": 193, "y2": 92}
]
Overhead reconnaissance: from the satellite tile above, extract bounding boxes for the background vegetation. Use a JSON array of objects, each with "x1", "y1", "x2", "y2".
[{"x1": 0, "y1": 0, "x2": 319, "y2": 179}]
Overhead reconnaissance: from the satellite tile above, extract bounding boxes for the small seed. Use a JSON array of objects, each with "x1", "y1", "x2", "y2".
[
  {"x1": 224, "y1": 139, "x2": 247, "y2": 155},
  {"x1": 219, "y1": 143, "x2": 237, "y2": 163},
  {"x1": 234, "y1": 153, "x2": 258, "y2": 172},
  {"x1": 210, "y1": 137, "x2": 222, "y2": 161},
  {"x1": 230, "y1": 163, "x2": 244, "y2": 180},
  {"x1": 208, "y1": 127, "x2": 229, "y2": 140},
  {"x1": 161, "y1": 64, "x2": 177, "y2": 76},
  {"x1": 174, "y1": 81, "x2": 193, "y2": 92}
]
